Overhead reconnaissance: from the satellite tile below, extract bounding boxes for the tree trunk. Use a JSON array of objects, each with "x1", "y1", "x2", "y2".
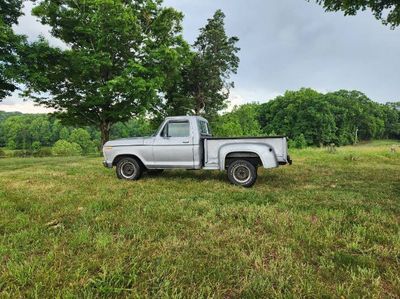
[
  {"x1": 194, "y1": 94, "x2": 205, "y2": 115},
  {"x1": 100, "y1": 122, "x2": 111, "y2": 146},
  {"x1": 353, "y1": 127, "x2": 359, "y2": 145}
]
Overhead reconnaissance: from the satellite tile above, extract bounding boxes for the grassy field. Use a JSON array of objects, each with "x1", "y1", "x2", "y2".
[{"x1": 0, "y1": 141, "x2": 399, "y2": 298}]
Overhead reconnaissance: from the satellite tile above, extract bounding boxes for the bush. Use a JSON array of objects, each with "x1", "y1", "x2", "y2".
[
  {"x1": 59, "y1": 127, "x2": 70, "y2": 140},
  {"x1": 289, "y1": 134, "x2": 308, "y2": 149},
  {"x1": 0, "y1": 148, "x2": 6, "y2": 158},
  {"x1": 52, "y1": 140, "x2": 82, "y2": 156},
  {"x1": 32, "y1": 141, "x2": 42, "y2": 152},
  {"x1": 69, "y1": 128, "x2": 96, "y2": 154},
  {"x1": 6, "y1": 140, "x2": 16, "y2": 150}
]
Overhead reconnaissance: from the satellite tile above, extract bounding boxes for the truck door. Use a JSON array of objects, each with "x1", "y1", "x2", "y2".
[{"x1": 152, "y1": 120, "x2": 194, "y2": 168}]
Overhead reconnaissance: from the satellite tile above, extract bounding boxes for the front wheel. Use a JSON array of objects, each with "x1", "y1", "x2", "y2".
[
  {"x1": 116, "y1": 157, "x2": 143, "y2": 180},
  {"x1": 227, "y1": 159, "x2": 257, "y2": 188}
]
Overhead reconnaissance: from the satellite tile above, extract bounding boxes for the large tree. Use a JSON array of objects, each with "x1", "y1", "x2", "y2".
[
  {"x1": 259, "y1": 88, "x2": 338, "y2": 146},
  {"x1": 311, "y1": 0, "x2": 400, "y2": 28},
  {"x1": 24, "y1": 0, "x2": 187, "y2": 145},
  {"x1": 160, "y1": 9, "x2": 240, "y2": 119},
  {"x1": 0, "y1": 0, "x2": 24, "y2": 99}
]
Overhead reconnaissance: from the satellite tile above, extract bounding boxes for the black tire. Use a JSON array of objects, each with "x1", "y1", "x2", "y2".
[
  {"x1": 116, "y1": 157, "x2": 143, "y2": 180},
  {"x1": 147, "y1": 169, "x2": 164, "y2": 175},
  {"x1": 227, "y1": 159, "x2": 257, "y2": 187}
]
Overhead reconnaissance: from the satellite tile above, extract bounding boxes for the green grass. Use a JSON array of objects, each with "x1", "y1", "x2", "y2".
[{"x1": 0, "y1": 140, "x2": 399, "y2": 298}]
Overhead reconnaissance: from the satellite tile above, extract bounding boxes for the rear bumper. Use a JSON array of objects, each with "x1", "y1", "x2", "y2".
[
  {"x1": 278, "y1": 155, "x2": 293, "y2": 166},
  {"x1": 103, "y1": 161, "x2": 113, "y2": 168}
]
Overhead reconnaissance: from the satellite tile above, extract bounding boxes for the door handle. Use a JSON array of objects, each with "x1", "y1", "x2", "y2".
[{"x1": 182, "y1": 140, "x2": 189, "y2": 143}]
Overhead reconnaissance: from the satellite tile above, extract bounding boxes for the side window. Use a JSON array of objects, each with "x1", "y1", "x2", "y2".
[{"x1": 162, "y1": 121, "x2": 190, "y2": 137}]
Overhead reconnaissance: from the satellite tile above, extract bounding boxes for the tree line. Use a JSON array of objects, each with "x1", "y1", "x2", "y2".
[
  {"x1": 214, "y1": 89, "x2": 399, "y2": 147},
  {"x1": 1, "y1": 88, "x2": 398, "y2": 156},
  {"x1": 0, "y1": 111, "x2": 153, "y2": 155}
]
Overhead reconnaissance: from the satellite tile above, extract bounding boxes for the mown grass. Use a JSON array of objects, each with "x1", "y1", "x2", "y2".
[{"x1": 0, "y1": 141, "x2": 399, "y2": 298}]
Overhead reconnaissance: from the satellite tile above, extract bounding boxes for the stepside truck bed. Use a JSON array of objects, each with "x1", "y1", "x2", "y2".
[{"x1": 203, "y1": 136, "x2": 290, "y2": 170}]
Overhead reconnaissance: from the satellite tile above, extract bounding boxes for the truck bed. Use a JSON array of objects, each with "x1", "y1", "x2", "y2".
[{"x1": 203, "y1": 136, "x2": 289, "y2": 169}]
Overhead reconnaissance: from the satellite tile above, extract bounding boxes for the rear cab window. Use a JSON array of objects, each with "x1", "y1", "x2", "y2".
[{"x1": 198, "y1": 120, "x2": 211, "y2": 136}]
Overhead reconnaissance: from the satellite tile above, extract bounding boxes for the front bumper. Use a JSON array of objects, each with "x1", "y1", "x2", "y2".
[{"x1": 103, "y1": 161, "x2": 113, "y2": 168}]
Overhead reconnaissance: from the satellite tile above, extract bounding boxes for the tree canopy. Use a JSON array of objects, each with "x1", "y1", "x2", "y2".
[
  {"x1": 258, "y1": 88, "x2": 399, "y2": 146},
  {"x1": 187, "y1": 10, "x2": 240, "y2": 117},
  {"x1": 212, "y1": 103, "x2": 262, "y2": 137},
  {"x1": 0, "y1": 0, "x2": 25, "y2": 99},
  {"x1": 312, "y1": 0, "x2": 400, "y2": 28},
  {"x1": 160, "y1": 9, "x2": 240, "y2": 120},
  {"x1": 0, "y1": 110, "x2": 153, "y2": 151},
  {"x1": 24, "y1": 0, "x2": 188, "y2": 145},
  {"x1": 0, "y1": 0, "x2": 23, "y2": 26}
]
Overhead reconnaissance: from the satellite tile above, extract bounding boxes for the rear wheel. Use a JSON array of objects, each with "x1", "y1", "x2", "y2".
[
  {"x1": 116, "y1": 157, "x2": 143, "y2": 180},
  {"x1": 227, "y1": 159, "x2": 257, "y2": 187}
]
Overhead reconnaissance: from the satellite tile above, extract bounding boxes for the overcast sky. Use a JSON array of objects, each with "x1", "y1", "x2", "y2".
[{"x1": 1, "y1": 0, "x2": 399, "y2": 113}]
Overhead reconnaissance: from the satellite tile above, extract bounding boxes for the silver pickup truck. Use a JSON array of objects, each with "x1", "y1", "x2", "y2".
[{"x1": 103, "y1": 116, "x2": 291, "y2": 187}]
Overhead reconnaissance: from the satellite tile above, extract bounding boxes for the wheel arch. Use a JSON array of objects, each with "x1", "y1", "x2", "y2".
[
  {"x1": 219, "y1": 143, "x2": 278, "y2": 170},
  {"x1": 113, "y1": 154, "x2": 146, "y2": 169},
  {"x1": 225, "y1": 152, "x2": 262, "y2": 169}
]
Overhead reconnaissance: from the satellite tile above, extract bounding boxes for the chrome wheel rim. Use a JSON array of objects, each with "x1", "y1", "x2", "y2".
[
  {"x1": 232, "y1": 164, "x2": 251, "y2": 184},
  {"x1": 121, "y1": 161, "x2": 136, "y2": 179}
]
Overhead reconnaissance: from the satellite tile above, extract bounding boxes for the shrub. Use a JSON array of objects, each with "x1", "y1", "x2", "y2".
[
  {"x1": 294, "y1": 134, "x2": 308, "y2": 149},
  {"x1": 0, "y1": 148, "x2": 6, "y2": 158},
  {"x1": 6, "y1": 140, "x2": 16, "y2": 150},
  {"x1": 52, "y1": 140, "x2": 82, "y2": 156},
  {"x1": 69, "y1": 128, "x2": 96, "y2": 154},
  {"x1": 59, "y1": 127, "x2": 70, "y2": 140},
  {"x1": 289, "y1": 134, "x2": 308, "y2": 149},
  {"x1": 32, "y1": 141, "x2": 42, "y2": 152}
]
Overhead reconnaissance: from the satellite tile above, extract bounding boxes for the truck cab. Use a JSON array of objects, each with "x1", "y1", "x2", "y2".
[{"x1": 151, "y1": 116, "x2": 209, "y2": 169}]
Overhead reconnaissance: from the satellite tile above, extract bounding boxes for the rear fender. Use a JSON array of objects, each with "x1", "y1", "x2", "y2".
[{"x1": 218, "y1": 143, "x2": 278, "y2": 170}]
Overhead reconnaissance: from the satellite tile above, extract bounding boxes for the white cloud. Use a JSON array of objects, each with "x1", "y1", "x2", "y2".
[
  {"x1": 225, "y1": 87, "x2": 282, "y2": 112},
  {"x1": 14, "y1": 1, "x2": 65, "y2": 48}
]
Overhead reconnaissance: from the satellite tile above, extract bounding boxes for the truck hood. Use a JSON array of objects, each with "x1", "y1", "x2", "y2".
[{"x1": 104, "y1": 136, "x2": 152, "y2": 147}]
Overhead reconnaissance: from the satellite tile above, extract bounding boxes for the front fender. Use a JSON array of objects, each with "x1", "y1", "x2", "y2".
[
  {"x1": 103, "y1": 146, "x2": 149, "y2": 167},
  {"x1": 218, "y1": 143, "x2": 278, "y2": 170}
]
